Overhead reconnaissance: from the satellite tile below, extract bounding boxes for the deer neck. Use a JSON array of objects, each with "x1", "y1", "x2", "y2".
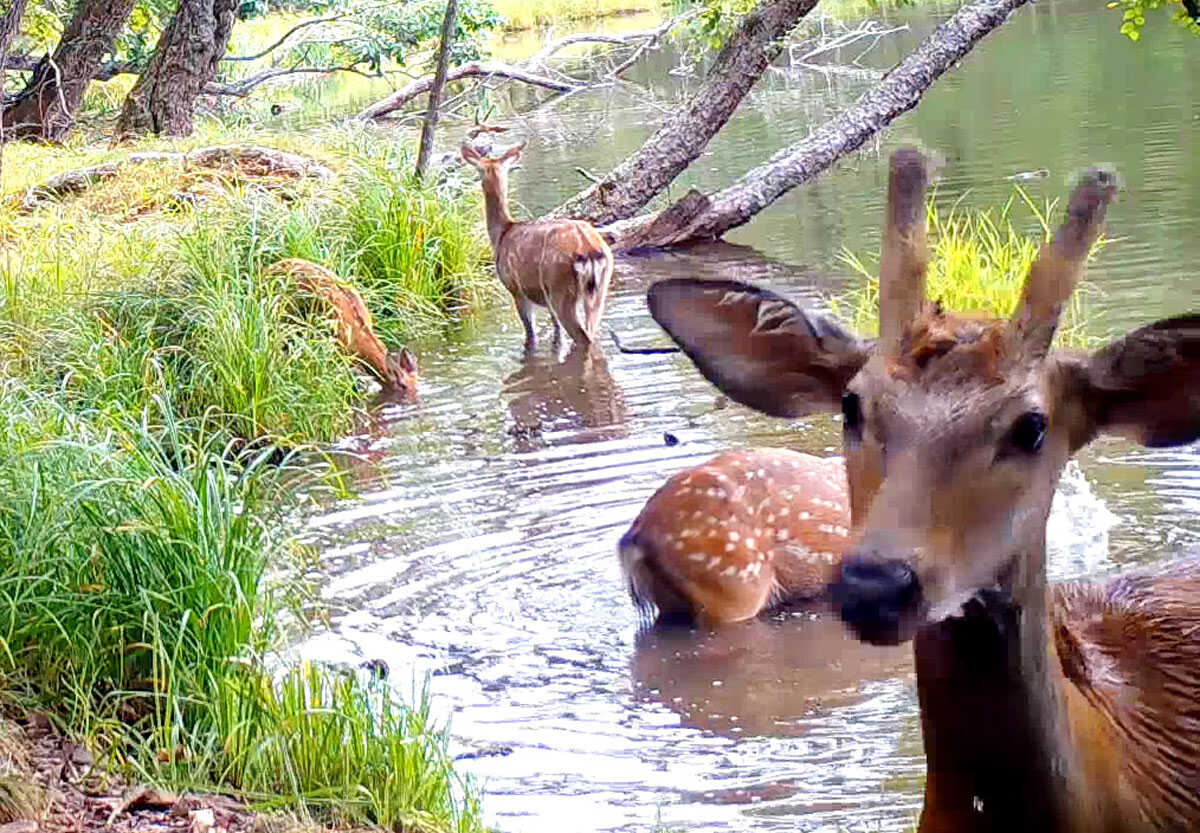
[
  {"x1": 913, "y1": 535, "x2": 1089, "y2": 833},
  {"x1": 481, "y1": 175, "x2": 515, "y2": 251}
]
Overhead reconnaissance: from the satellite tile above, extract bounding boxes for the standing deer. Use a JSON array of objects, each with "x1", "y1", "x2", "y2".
[
  {"x1": 460, "y1": 141, "x2": 613, "y2": 353},
  {"x1": 647, "y1": 149, "x2": 1200, "y2": 832},
  {"x1": 620, "y1": 449, "x2": 851, "y2": 623},
  {"x1": 264, "y1": 258, "x2": 419, "y2": 398}
]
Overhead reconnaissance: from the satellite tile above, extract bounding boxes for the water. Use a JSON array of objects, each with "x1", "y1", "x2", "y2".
[{"x1": 299, "y1": 2, "x2": 1200, "y2": 830}]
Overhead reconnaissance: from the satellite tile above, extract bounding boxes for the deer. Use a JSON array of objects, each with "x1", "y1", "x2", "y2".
[
  {"x1": 264, "y1": 258, "x2": 418, "y2": 398},
  {"x1": 619, "y1": 448, "x2": 852, "y2": 624},
  {"x1": 460, "y1": 140, "x2": 613, "y2": 353},
  {"x1": 646, "y1": 148, "x2": 1200, "y2": 832}
]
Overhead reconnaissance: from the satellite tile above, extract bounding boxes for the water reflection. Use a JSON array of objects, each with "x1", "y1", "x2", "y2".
[
  {"x1": 631, "y1": 609, "x2": 912, "y2": 739},
  {"x1": 302, "y1": 1, "x2": 1200, "y2": 829},
  {"x1": 503, "y1": 345, "x2": 629, "y2": 450}
]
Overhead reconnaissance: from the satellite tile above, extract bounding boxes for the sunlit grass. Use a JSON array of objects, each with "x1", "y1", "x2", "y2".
[
  {"x1": 493, "y1": 0, "x2": 650, "y2": 29},
  {"x1": 2, "y1": 126, "x2": 490, "y2": 444},
  {"x1": 0, "y1": 386, "x2": 483, "y2": 831},
  {"x1": 829, "y1": 189, "x2": 1103, "y2": 348}
]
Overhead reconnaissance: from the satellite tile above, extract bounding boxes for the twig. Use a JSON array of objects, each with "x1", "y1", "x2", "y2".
[
  {"x1": 357, "y1": 61, "x2": 580, "y2": 120},
  {"x1": 575, "y1": 166, "x2": 600, "y2": 183},
  {"x1": 206, "y1": 64, "x2": 379, "y2": 97},
  {"x1": 607, "y1": 327, "x2": 680, "y2": 355},
  {"x1": 222, "y1": 14, "x2": 347, "y2": 61}
]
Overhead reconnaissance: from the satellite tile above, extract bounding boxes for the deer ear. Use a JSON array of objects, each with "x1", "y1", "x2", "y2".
[
  {"x1": 647, "y1": 278, "x2": 870, "y2": 418},
  {"x1": 398, "y1": 347, "x2": 418, "y2": 375},
  {"x1": 460, "y1": 144, "x2": 484, "y2": 168},
  {"x1": 499, "y1": 141, "x2": 525, "y2": 166},
  {"x1": 1061, "y1": 314, "x2": 1200, "y2": 449}
]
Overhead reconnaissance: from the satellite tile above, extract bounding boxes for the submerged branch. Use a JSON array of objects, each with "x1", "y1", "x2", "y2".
[{"x1": 597, "y1": 0, "x2": 1032, "y2": 251}]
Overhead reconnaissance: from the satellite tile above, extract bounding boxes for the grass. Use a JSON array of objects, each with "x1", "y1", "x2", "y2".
[
  {"x1": 0, "y1": 383, "x2": 484, "y2": 831},
  {"x1": 2, "y1": 126, "x2": 490, "y2": 444},
  {"x1": 830, "y1": 189, "x2": 1103, "y2": 348},
  {"x1": 492, "y1": 0, "x2": 650, "y2": 29},
  {"x1": 0, "y1": 120, "x2": 490, "y2": 828}
]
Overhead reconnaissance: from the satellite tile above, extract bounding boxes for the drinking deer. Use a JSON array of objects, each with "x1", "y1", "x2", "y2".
[
  {"x1": 264, "y1": 258, "x2": 419, "y2": 398},
  {"x1": 460, "y1": 141, "x2": 613, "y2": 353},
  {"x1": 647, "y1": 149, "x2": 1200, "y2": 832},
  {"x1": 620, "y1": 449, "x2": 851, "y2": 623}
]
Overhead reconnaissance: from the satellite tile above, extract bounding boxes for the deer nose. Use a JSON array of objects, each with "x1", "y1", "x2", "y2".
[{"x1": 832, "y1": 555, "x2": 921, "y2": 645}]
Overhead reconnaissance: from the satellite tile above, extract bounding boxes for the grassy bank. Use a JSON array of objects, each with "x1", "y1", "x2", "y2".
[
  {"x1": 0, "y1": 126, "x2": 491, "y2": 829},
  {"x1": 0, "y1": 386, "x2": 482, "y2": 830},
  {"x1": 3, "y1": 127, "x2": 490, "y2": 445},
  {"x1": 830, "y1": 191, "x2": 1101, "y2": 347}
]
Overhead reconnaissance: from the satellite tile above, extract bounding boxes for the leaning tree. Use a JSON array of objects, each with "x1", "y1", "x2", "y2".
[
  {"x1": 2, "y1": 0, "x2": 136, "y2": 142},
  {"x1": 116, "y1": 0, "x2": 238, "y2": 138}
]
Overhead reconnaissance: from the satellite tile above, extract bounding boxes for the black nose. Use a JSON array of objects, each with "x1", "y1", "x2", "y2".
[{"x1": 832, "y1": 557, "x2": 921, "y2": 645}]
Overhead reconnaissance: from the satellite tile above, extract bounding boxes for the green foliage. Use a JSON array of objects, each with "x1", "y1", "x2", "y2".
[
  {"x1": 1, "y1": 129, "x2": 490, "y2": 445},
  {"x1": 0, "y1": 388, "x2": 483, "y2": 831},
  {"x1": 257, "y1": 0, "x2": 502, "y2": 74},
  {"x1": 1108, "y1": 0, "x2": 1200, "y2": 40},
  {"x1": 830, "y1": 190, "x2": 1101, "y2": 348}
]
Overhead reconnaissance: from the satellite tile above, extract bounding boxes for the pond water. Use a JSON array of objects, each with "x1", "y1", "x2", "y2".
[{"x1": 299, "y1": 2, "x2": 1200, "y2": 831}]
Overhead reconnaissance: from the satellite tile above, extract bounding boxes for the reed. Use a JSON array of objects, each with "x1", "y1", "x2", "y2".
[{"x1": 831, "y1": 190, "x2": 1102, "y2": 348}]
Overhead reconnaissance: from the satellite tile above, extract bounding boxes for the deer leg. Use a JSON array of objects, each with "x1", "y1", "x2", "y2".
[{"x1": 514, "y1": 295, "x2": 537, "y2": 351}]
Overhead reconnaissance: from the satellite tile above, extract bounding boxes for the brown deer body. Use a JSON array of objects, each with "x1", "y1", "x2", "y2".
[
  {"x1": 461, "y1": 142, "x2": 613, "y2": 352},
  {"x1": 647, "y1": 151, "x2": 1200, "y2": 831},
  {"x1": 620, "y1": 448, "x2": 850, "y2": 623},
  {"x1": 265, "y1": 258, "x2": 418, "y2": 397}
]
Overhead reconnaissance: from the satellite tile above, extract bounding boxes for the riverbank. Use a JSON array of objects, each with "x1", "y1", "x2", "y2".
[{"x1": 0, "y1": 125, "x2": 490, "y2": 831}]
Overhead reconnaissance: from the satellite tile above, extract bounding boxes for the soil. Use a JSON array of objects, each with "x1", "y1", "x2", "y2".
[{"x1": 2, "y1": 713, "x2": 259, "y2": 833}]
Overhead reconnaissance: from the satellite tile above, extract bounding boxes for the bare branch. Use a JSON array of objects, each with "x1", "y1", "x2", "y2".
[
  {"x1": 221, "y1": 14, "x2": 346, "y2": 61},
  {"x1": 357, "y1": 12, "x2": 695, "y2": 121},
  {"x1": 204, "y1": 64, "x2": 379, "y2": 97},
  {"x1": 357, "y1": 61, "x2": 580, "y2": 120}
]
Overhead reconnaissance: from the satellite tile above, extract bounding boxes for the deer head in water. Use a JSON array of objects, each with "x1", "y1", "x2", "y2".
[
  {"x1": 648, "y1": 151, "x2": 1199, "y2": 642},
  {"x1": 649, "y1": 150, "x2": 1200, "y2": 832}
]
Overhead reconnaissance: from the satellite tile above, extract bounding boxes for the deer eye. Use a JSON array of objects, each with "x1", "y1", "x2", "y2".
[
  {"x1": 841, "y1": 392, "x2": 863, "y2": 437},
  {"x1": 1007, "y1": 411, "x2": 1047, "y2": 455}
]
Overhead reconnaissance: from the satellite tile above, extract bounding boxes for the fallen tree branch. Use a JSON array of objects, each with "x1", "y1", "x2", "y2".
[
  {"x1": 17, "y1": 145, "x2": 333, "y2": 211},
  {"x1": 205, "y1": 64, "x2": 378, "y2": 96},
  {"x1": 357, "y1": 61, "x2": 579, "y2": 120},
  {"x1": 357, "y1": 12, "x2": 693, "y2": 121},
  {"x1": 546, "y1": 0, "x2": 821, "y2": 226},
  {"x1": 596, "y1": 0, "x2": 1032, "y2": 251}
]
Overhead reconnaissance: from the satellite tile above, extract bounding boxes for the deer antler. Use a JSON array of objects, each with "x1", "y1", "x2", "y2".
[
  {"x1": 1010, "y1": 167, "x2": 1119, "y2": 358},
  {"x1": 878, "y1": 148, "x2": 933, "y2": 357}
]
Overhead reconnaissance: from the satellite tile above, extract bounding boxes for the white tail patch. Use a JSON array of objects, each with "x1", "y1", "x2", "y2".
[{"x1": 573, "y1": 253, "x2": 607, "y2": 296}]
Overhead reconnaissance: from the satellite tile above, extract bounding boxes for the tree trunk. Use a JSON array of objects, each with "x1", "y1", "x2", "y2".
[
  {"x1": 115, "y1": 0, "x2": 238, "y2": 138},
  {"x1": 0, "y1": 0, "x2": 27, "y2": 60},
  {"x1": 548, "y1": 0, "x2": 819, "y2": 226},
  {"x1": 415, "y1": 0, "x2": 459, "y2": 180},
  {"x1": 597, "y1": 0, "x2": 1032, "y2": 251},
  {"x1": 2, "y1": 0, "x2": 135, "y2": 142}
]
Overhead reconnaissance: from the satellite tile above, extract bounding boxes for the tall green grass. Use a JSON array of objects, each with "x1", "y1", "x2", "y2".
[
  {"x1": 0, "y1": 130, "x2": 490, "y2": 827},
  {"x1": 2, "y1": 129, "x2": 490, "y2": 443},
  {"x1": 0, "y1": 385, "x2": 483, "y2": 831},
  {"x1": 830, "y1": 190, "x2": 1101, "y2": 347}
]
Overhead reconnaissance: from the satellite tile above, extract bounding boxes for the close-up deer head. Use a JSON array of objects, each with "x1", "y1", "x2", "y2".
[{"x1": 648, "y1": 149, "x2": 1200, "y2": 647}]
